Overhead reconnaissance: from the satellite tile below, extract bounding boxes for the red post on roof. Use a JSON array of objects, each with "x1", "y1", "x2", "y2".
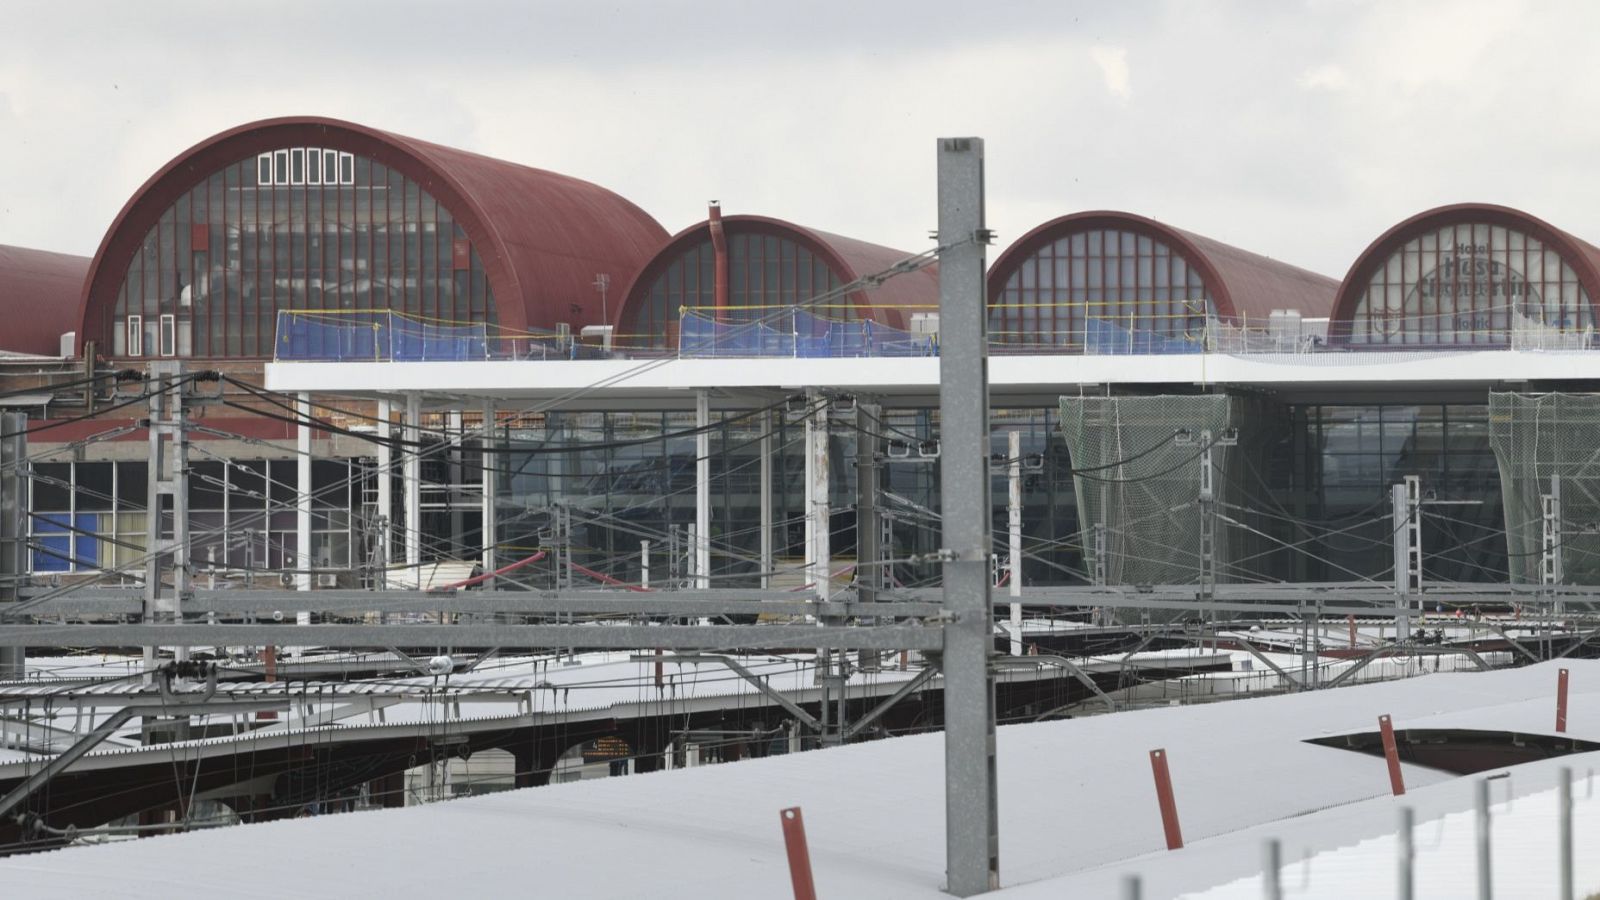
[
  {"x1": 779, "y1": 807, "x2": 818, "y2": 900},
  {"x1": 1379, "y1": 714, "x2": 1405, "y2": 796},
  {"x1": 709, "y1": 202, "x2": 729, "y2": 323},
  {"x1": 1149, "y1": 748, "x2": 1184, "y2": 850},
  {"x1": 1348, "y1": 615, "x2": 1357, "y2": 648},
  {"x1": 1557, "y1": 667, "x2": 1570, "y2": 733}
]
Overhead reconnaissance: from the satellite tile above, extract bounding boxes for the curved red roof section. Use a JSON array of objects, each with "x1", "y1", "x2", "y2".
[
  {"x1": 988, "y1": 211, "x2": 1338, "y2": 321},
  {"x1": 0, "y1": 244, "x2": 90, "y2": 356},
  {"x1": 1329, "y1": 203, "x2": 1600, "y2": 338},
  {"x1": 612, "y1": 214, "x2": 937, "y2": 332},
  {"x1": 76, "y1": 116, "x2": 668, "y2": 353}
]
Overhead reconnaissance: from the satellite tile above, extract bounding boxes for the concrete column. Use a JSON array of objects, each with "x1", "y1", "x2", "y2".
[
  {"x1": 806, "y1": 392, "x2": 830, "y2": 601},
  {"x1": 296, "y1": 392, "x2": 313, "y2": 595},
  {"x1": 376, "y1": 398, "x2": 393, "y2": 578},
  {"x1": 695, "y1": 390, "x2": 711, "y2": 589},
  {"x1": 857, "y1": 401, "x2": 882, "y2": 671},
  {"x1": 448, "y1": 408, "x2": 465, "y2": 558},
  {"x1": 1008, "y1": 429, "x2": 1023, "y2": 656},
  {"x1": 759, "y1": 411, "x2": 773, "y2": 589},
  {"x1": 0, "y1": 413, "x2": 26, "y2": 679},
  {"x1": 404, "y1": 393, "x2": 422, "y2": 575}
]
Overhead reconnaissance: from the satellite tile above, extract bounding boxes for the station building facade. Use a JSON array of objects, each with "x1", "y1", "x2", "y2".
[
  {"x1": 7, "y1": 116, "x2": 1600, "y2": 598},
  {"x1": 11, "y1": 116, "x2": 668, "y2": 579}
]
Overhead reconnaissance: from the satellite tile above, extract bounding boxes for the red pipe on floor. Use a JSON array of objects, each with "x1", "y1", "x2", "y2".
[
  {"x1": 1379, "y1": 714, "x2": 1406, "y2": 796},
  {"x1": 434, "y1": 550, "x2": 547, "y2": 592},
  {"x1": 1150, "y1": 748, "x2": 1184, "y2": 849}
]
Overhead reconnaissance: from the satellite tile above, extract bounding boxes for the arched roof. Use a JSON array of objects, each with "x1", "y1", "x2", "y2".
[
  {"x1": 1329, "y1": 202, "x2": 1600, "y2": 330},
  {"x1": 987, "y1": 210, "x2": 1338, "y2": 320},
  {"x1": 77, "y1": 116, "x2": 668, "y2": 351},
  {"x1": 612, "y1": 214, "x2": 937, "y2": 331},
  {"x1": 0, "y1": 244, "x2": 90, "y2": 356}
]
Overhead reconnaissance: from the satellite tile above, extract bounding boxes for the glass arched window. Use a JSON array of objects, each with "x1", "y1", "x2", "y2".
[
  {"x1": 110, "y1": 152, "x2": 496, "y2": 358},
  {"x1": 989, "y1": 228, "x2": 1214, "y2": 351},
  {"x1": 628, "y1": 233, "x2": 843, "y2": 349},
  {"x1": 1347, "y1": 223, "x2": 1593, "y2": 346}
]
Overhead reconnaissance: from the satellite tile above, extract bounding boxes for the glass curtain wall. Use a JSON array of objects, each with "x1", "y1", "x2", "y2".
[
  {"x1": 989, "y1": 228, "x2": 1215, "y2": 352},
  {"x1": 29, "y1": 458, "x2": 363, "y2": 575},
  {"x1": 1276, "y1": 404, "x2": 1506, "y2": 583},
  {"x1": 1344, "y1": 223, "x2": 1594, "y2": 346},
  {"x1": 109, "y1": 152, "x2": 496, "y2": 358},
  {"x1": 493, "y1": 406, "x2": 1086, "y2": 590},
  {"x1": 627, "y1": 234, "x2": 845, "y2": 350}
]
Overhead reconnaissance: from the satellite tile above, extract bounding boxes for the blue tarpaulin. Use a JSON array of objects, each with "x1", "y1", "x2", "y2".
[
  {"x1": 1082, "y1": 317, "x2": 1200, "y2": 355},
  {"x1": 678, "y1": 309, "x2": 936, "y2": 358},
  {"x1": 275, "y1": 312, "x2": 595, "y2": 361}
]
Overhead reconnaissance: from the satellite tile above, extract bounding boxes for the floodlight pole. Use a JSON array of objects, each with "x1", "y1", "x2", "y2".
[{"x1": 937, "y1": 136, "x2": 999, "y2": 896}]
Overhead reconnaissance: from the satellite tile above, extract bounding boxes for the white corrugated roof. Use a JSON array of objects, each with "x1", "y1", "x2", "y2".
[{"x1": 1, "y1": 660, "x2": 1594, "y2": 898}]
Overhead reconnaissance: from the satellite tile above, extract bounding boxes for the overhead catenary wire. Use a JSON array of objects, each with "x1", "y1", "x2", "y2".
[{"x1": 5, "y1": 244, "x2": 951, "y2": 610}]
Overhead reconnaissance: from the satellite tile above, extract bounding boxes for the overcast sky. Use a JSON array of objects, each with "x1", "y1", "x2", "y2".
[{"x1": 2, "y1": 0, "x2": 1596, "y2": 279}]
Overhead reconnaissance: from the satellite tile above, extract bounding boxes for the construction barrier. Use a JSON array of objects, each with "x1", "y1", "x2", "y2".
[
  {"x1": 677, "y1": 309, "x2": 937, "y2": 359},
  {"x1": 274, "y1": 310, "x2": 605, "y2": 362},
  {"x1": 1084, "y1": 317, "x2": 1202, "y2": 355}
]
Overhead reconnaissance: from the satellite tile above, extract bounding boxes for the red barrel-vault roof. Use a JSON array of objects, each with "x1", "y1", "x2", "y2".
[
  {"x1": 77, "y1": 116, "x2": 669, "y2": 353},
  {"x1": 612, "y1": 214, "x2": 937, "y2": 332},
  {"x1": 1329, "y1": 203, "x2": 1600, "y2": 333},
  {"x1": 0, "y1": 243, "x2": 90, "y2": 356},
  {"x1": 988, "y1": 210, "x2": 1338, "y2": 321}
]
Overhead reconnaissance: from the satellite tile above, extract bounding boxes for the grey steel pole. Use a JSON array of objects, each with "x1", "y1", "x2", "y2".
[
  {"x1": 1121, "y1": 874, "x2": 1142, "y2": 900},
  {"x1": 1560, "y1": 767, "x2": 1573, "y2": 900},
  {"x1": 1476, "y1": 778, "x2": 1492, "y2": 900},
  {"x1": 1398, "y1": 805, "x2": 1414, "y2": 900},
  {"x1": 142, "y1": 362, "x2": 189, "y2": 677},
  {"x1": 937, "y1": 136, "x2": 999, "y2": 896},
  {"x1": 1392, "y1": 483, "x2": 1411, "y2": 639},
  {"x1": 0, "y1": 412, "x2": 25, "y2": 679},
  {"x1": 1262, "y1": 838, "x2": 1282, "y2": 900}
]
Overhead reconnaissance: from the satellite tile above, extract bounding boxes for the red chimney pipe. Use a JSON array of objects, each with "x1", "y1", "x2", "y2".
[{"x1": 709, "y1": 202, "x2": 729, "y2": 322}]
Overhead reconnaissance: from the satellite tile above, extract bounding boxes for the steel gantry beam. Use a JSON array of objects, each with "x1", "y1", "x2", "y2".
[
  {"x1": 20, "y1": 588, "x2": 944, "y2": 619},
  {"x1": 0, "y1": 623, "x2": 946, "y2": 652},
  {"x1": 641, "y1": 654, "x2": 823, "y2": 731}
]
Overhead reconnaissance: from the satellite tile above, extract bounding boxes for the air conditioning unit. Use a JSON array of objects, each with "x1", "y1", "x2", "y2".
[
  {"x1": 317, "y1": 573, "x2": 338, "y2": 588},
  {"x1": 580, "y1": 325, "x2": 614, "y2": 353},
  {"x1": 278, "y1": 572, "x2": 295, "y2": 587}
]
